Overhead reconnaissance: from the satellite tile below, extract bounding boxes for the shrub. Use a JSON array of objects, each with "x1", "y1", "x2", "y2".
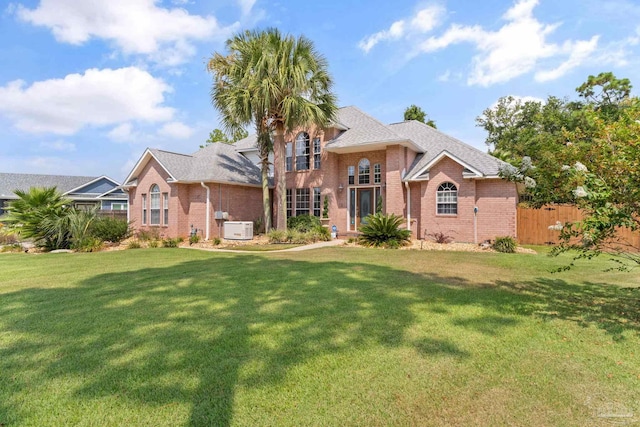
[
  {"x1": 428, "y1": 231, "x2": 453, "y2": 244},
  {"x1": 322, "y1": 196, "x2": 329, "y2": 218},
  {"x1": 286, "y1": 229, "x2": 306, "y2": 244},
  {"x1": 493, "y1": 236, "x2": 517, "y2": 253},
  {"x1": 253, "y1": 217, "x2": 264, "y2": 235},
  {"x1": 189, "y1": 234, "x2": 201, "y2": 245},
  {"x1": 268, "y1": 229, "x2": 286, "y2": 243},
  {"x1": 287, "y1": 214, "x2": 321, "y2": 232},
  {"x1": 127, "y1": 240, "x2": 141, "y2": 249},
  {"x1": 1, "y1": 243, "x2": 23, "y2": 253},
  {"x1": 0, "y1": 229, "x2": 18, "y2": 245},
  {"x1": 162, "y1": 238, "x2": 180, "y2": 248},
  {"x1": 90, "y1": 217, "x2": 130, "y2": 243},
  {"x1": 308, "y1": 225, "x2": 330, "y2": 242},
  {"x1": 148, "y1": 239, "x2": 159, "y2": 248},
  {"x1": 213, "y1": 237, "x2": 221, "y2": 245},
  {"x1": 75, "y1": 237, "x2": 103, "y2": 252},
  {"x1": 359, "y1": 213, "x2": 411, "y2": 249}
]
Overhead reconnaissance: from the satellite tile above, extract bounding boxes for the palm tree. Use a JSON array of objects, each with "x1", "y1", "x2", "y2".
[
  {"x1": 209, "y1": 28, "x2": 337, "y2": 230},
  {"x1": 2, "y1": 187, "x2": 72, "y2": 249}
]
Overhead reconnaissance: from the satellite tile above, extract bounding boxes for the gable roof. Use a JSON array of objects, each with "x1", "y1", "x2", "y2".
[
  {"x1": 124, "y1": 142, "x2": 262, "y2": 187},
  {"x1": 387, "y1": 120, "x2": 505, "y2": 179},
  {"x1": 0, "y1": 173, "x2": 123, "y2": 200}
]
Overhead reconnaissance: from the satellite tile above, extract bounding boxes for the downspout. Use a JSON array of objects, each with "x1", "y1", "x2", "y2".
[
  {"x1": 200, "y1": 182, "x2": 210, "y2": 241},
  {"x1": 124, "y1": 188, "x2": 130, "y2": 223},
  {"x1": 404, "y1": 181, "x2": 411, "y2": 233}
]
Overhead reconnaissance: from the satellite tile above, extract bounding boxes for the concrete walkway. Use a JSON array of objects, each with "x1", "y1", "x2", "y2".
[{"x1": 181, "y1": 239, "x2": 345, "y2": 254}]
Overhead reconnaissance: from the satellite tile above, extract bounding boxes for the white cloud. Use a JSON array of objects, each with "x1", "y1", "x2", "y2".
[
  {"x1": 359, "y1": 4, "x2": 444, "y2": 53},
  {"x1": 108, "y1": 123, "x2": 135, "y2": 142},
  {"x1": 0, "y1": 67, "x2": 175, "y2": 135},
  {"x1": 535, "y1": 36, "x2": 599, "y2": 82},
  {"x1": 15, "y1": 0, "x2": 234, "y2": 65},
  {"x1": 38, "y1": 140, "x2": 76, "y2": 152},
  {"x1": 158, "y1": 121, "x2": 195, "y2": 139},
  {"x1": 238, "y1": 0, "x2": 256, "y2": 16}
]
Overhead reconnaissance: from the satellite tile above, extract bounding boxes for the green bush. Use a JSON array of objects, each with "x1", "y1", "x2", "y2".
[
  {"x1": 148, "y1": 239, "x2": 159, "y2": 248},
  {"x1": 90, "y1": 217, "x2": 130, "y2": 243},
  {"x1": 308, "y1": 225, "x2": 330, "y2": 242},
  {"x1": 0, "y1": 228, "x2": 19, "y2": 245},
  {"x1": 493, "y1": 236, "x2": 517, "y2": 253},
  {"x1": 359, "y1": 213, "x2": 411, "y2": 249},
  {"x1": 213, "y1": 237, "x2": 221, "y2": 245},
  {"x1": 268, "y1": 229, "x2": 286, "y2": 243},
  {"x1": 287, "y1": 215, "x2": 321, "y2": 232},
  {"x1": 137, "y1": 228, "x2": 160, "y2": 241},
  {"x1": 162, "y1": 238, "x2": 181, "y2": 248},
  {"x1": 1, "y1": 243, "x2": 23, "y2": 253},
  {"x1": 189, "y1": 234, "x2": 201, "y2": 245},
  {"x1": 75, "y1": 237, "x2": 103, "y2": 252}
]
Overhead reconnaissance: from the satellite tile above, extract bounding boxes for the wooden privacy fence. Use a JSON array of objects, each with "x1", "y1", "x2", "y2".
[
  {"x1": 97, "y1": 210, "x2": 128, "y2": 220},
  {"x1": 517, "y1": 205, "x2": 640, "y2": 248}
]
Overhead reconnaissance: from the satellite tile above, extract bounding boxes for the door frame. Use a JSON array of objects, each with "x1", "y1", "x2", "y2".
[{"x1": 347, "y1": 185, "x2": 382, "y2": 232}]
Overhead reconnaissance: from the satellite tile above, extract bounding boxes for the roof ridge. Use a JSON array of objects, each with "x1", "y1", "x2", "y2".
[{"x1": 152, "y1": 148, "x2": 194, "y2": 158}]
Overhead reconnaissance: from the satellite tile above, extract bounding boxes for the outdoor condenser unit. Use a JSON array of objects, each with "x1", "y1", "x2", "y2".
[{"x1": 223, "y1": 221, "x2": 253, "y2": 240}]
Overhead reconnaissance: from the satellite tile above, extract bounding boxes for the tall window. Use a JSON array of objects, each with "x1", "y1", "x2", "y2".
[
  {"x1": 358, "y1": 158, "x2": 370, "y2": 184},
  {"x1": 374, "y1": 163, "x2": 381, "y2": 184},
  {"x1": 142, "y1": 194, "x2": 147, "y2": 225},
  {"x1": 313, "y1": 137, "x2": 321, "y2": 169},
  {"x1": 285, "y1": 142, "x2": 292, "y2": 172},
  {"x1": 295, "y1": 188, "x2": 310, "y2": 216},
  {"x1": 313, "y1": 187, "x2": 321, "y2": 217},
  {"x1": 348, "y1": 166, "x2": 355, "y2": 185},
  {"x1": 150, "y1": 184, "x2": 161, "y2": 225},
  {"x1": 163, "y1": 193, "x2": 169, "y2": 225},
  {"x1": 437, "y1": 182, "x2": 458, "y2": 215},
  {"x1": 286, "y1": 189, "x2": 293, "y2": 218},
  {"x1": 295, "y1": 132, "x2": 310, "y2": 170}
]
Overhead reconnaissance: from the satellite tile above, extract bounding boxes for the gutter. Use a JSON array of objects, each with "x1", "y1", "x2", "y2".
[
  {"x1": 404, "y1": 181, "x2": 411, "y2": 232},
  {"x1": 200, "y1": 182, "x2": 210, "y2": 241}
]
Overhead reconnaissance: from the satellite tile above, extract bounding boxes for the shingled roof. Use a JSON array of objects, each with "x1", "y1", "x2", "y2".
[
  {"x1": 0, "y1": 173, "x2": 109, "y2": 199},
  {"x1": 125, "y1": 142, "x2": 262, "y2": 187}
]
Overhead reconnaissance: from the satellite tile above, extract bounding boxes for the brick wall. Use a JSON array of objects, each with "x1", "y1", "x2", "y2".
[
  {"x1": 475, "y1": 179, "x2": 518, "y2": 241},
  {"x1": 129, "y1": 157, "x2": 263, "y2": 240}
]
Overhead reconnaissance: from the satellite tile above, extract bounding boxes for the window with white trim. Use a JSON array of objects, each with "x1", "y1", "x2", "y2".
[
  {"x1": 295, "y1": 132, "x2": 310, "y2": 170},
  {"x1": 348, "y1": 166, "x2": 355, "y2": 185},
  {"x1": 295, "y1": 188, "x2": 310, "y2": 216},
  {"x1": 112, "y1": 202, "x2": 128, "y2": 211},
  {"x1": 285, "y1": 142, "x2": 292, "y2": 172},
  {"x1": 437, "y1": 182, "x2": 458, "y2": 215},
  {"x1": 358, "y1": 158, "x2": 370, "y2": 184},
  {"x1": 142, "y1": 194, "x2": 147, "y2": 224},
  {"x1": 374, "y1": 163, "x2": 381, "y2": 184},
  {"x1": 313, "y1": 137, "x2": 321, "y2": 169},
  {"x1": 150, "y1": 184, "x2": 161, "y2": 225},
  {"x1": 163, "y1": 193, "x2": 169, "y2": 225},
  {"x1": 313, "y1": 187, "x2": 321, "y2": 217}
]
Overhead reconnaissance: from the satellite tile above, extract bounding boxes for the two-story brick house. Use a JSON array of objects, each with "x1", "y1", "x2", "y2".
[{"x1": 124, "y1": 106, "x2": 517, "y2": 242}]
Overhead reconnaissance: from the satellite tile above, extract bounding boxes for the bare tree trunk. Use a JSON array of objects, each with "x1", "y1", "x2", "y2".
[{"x1": 274, "y1": 122, "x2": 287, "y2": 230}]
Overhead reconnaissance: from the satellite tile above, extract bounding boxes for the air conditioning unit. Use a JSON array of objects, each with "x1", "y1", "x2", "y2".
[{"x1": 224, "y1": 221, "x2": 253, "y2": 240}]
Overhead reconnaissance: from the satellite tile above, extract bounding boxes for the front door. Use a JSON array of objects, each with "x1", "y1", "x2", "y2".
[{"x1": 356, "y1": 188, "x2": 372, "y2": 229}]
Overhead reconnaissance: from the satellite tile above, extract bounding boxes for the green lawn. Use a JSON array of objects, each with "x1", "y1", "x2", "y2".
[{"x1": 0, "y1": 248, "x2": 639, "y2": 426}]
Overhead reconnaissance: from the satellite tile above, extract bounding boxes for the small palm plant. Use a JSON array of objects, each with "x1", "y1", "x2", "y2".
[{"x1": 358, "y1": 213, "x2": 411, "y2": 248}]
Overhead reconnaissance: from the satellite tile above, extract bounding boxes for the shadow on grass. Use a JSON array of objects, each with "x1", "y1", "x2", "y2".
[{"x1": 0, "y1": 253, "x2": 638, "y2": 425}]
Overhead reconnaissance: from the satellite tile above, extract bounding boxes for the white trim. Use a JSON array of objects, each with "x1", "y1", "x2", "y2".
[
  {"x1": 324, "y1": 138, "x2": 422, "y2": 154},
  {"x1": 200, "y1": 182, "x2": 210, "y2": 241},
  {"x1": 122, "y1": 149, "x2": 178, "y2": 187},
  {"x1": 407, "y1": 150, "x2": 483, "y2": 181},
  {"x1": 63, "y1": 175, "x2": 120, "y2": 197}
]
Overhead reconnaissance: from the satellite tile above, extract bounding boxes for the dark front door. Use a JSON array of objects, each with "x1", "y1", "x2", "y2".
[{"x1": 356, "y1": 188, "x2": 372, "y2": 229}]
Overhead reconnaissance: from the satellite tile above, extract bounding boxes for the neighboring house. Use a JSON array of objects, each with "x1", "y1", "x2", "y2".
[
  {"x1": 0, "y1": 173, "x2": 128, "y2": 215},
  {"x1": 124, "y1": 106, "x2": 517, "y2": 242}
]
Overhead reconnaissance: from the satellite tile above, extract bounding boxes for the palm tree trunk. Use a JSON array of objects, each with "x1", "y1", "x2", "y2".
[
  {"x1": 274, "y1": 122, "x2": 287, "y2": 230},
  {"x1": 261, "y1": 161, "x2": 271, "y2": 233}
]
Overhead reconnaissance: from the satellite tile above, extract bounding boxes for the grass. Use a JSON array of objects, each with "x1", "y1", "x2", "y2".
[
  {"x1": 0, "y1": 248, "x2": 639, "y2": 426},
  {"x1": 219, "y1": 243, "x2": 302, "y2": 251}
]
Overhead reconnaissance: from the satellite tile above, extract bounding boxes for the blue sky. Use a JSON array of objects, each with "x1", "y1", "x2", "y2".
[{"x1": 1, "y1": 0, "x2": 639, "y2": 182}]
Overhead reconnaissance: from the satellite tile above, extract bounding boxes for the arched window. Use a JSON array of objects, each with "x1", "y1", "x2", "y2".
[
  {"x1": 150, "y1": 184, "x2": 161, "y2": 225},
  {"x1": 358, "y1": 158, "x2": 370, "y2": 184},
  {"x1": 436, "y1": 182, "x2": 457, "y2": 215},
  {"x1": 295, "y1": 132, "x2": 310, "y2": 170}
]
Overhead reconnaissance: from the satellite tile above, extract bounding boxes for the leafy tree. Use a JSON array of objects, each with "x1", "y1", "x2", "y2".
[
  {"x1": 576, "y1": 71, "x2": 632, "y2": 121},
  {"x1": 1, "y1": 187, "x2": 72, "y2": 250},
  {"x1": 210, "y1": 28, "x2": 337, "y2": 231},
  {"x1": 200, "y1": 128, "x2": 248, "y2": 148},
  {"x1": 404, "y1": 104, "x2": 437, "y2": 128}
]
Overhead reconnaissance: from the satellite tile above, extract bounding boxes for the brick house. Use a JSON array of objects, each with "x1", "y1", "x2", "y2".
[{"x1": 124, "y1": 106, "x2": 517, "y2": 242}]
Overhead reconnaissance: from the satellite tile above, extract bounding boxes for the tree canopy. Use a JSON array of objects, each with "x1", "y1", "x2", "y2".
[
  {"x1": 200, "y1": 128, "x2": 248, "y2": 148},
  {"x1": 404, "y1": 104, "x2": 436, "y2": 128},
  {"x1": 477, "y1": 72, "x2": 639, "y2": 267}
]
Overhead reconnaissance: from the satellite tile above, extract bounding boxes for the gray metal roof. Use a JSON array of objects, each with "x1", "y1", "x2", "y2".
[
  {"x1": 0, "y1": 173, "x2": 100, "y2": 199},
  {"x1": 148, "y1": 143, "x2": 262, "y2": 186},
  {"x1": 388, "y1": 121, "x2": 505, "y2": 178}
]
